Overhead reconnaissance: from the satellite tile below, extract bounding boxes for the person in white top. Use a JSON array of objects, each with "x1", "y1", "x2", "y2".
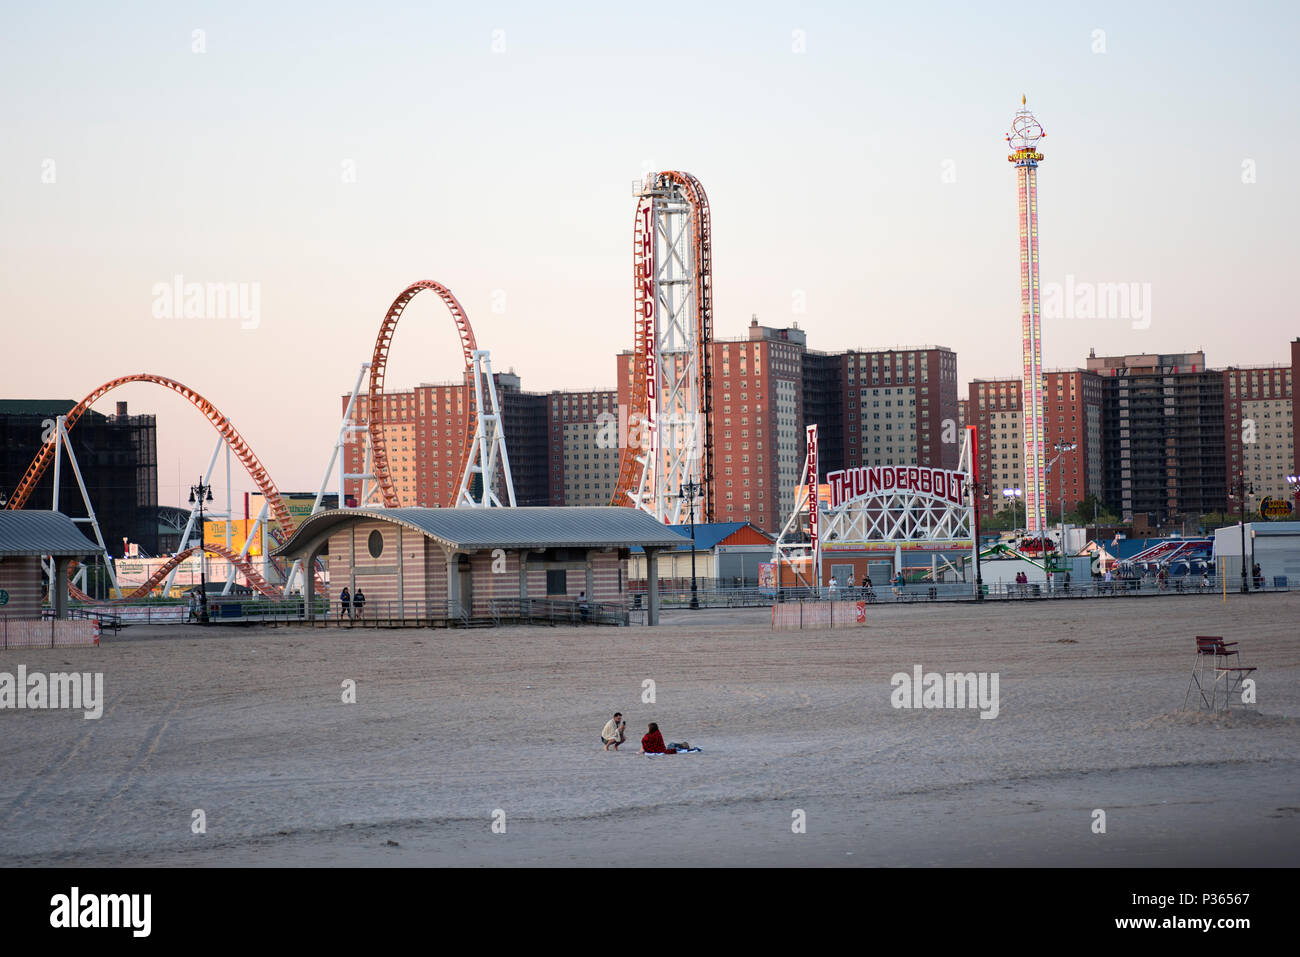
[{"x1": 601, "y1": 712, "x2": 626, "y2": 750}]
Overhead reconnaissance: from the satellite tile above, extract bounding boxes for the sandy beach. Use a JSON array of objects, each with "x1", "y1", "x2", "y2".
[{"x1": 2, "y1": 593, "x2": 1297, "y2": 867}]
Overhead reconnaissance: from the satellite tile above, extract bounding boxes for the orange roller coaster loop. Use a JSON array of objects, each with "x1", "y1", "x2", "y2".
[
  {"x1": 4, "y1": 374, "x2": 297, "y2": 538},
  {"x1": 368, "y1": 281, "x2": 479, "y2": 508},
  {"x1": 66, "y1": 542, "x2": 282, "y2": 602}
]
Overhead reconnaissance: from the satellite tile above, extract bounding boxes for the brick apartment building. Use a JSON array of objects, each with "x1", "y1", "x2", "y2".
[
  {"x1": 1086, "y1": 350, "x2": 1226, "y2": 523},
  {"x1": 618, "y1": 318, "x2": 806, "y2": 532},
  {"x1": 801, "y1": 345, "x2": 961, "y2": 490},
  {"x1": 546, "y1": 389, "x2": 619, "y2": 506},
  {"x1": 343, "y1": 371, "x2": 551, "y2": 508},
  {"x1": 1223, "y1": 362, "x2": 1294, "y2": 504}
]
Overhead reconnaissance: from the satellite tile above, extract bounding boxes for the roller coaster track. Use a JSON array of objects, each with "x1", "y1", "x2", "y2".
[
  {"x1": 67, "y1": 543, "x2": 280, "y2": 602},
  {"x1": 612, "y1": 170, "x2": 714, "y2": 521},
  {"x1": 368, "y1": 281, "x2": 478, "y2": 508},
  {"x1": 4, "y1": 374, "x2": 297, "y2": 537}
]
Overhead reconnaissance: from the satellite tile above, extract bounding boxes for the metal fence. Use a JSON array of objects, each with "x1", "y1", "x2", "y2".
[
  {"x1": 1, "y1": 618, "x2": 99, "y2": 649},
  {"x1": 629, "y1": 576, "x2": 1298, "y2": 607},
  {"x1": 44, "y1": 596, "x2": 632, "y2": 629}
]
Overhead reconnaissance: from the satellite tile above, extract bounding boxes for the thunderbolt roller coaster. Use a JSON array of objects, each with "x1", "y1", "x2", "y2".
[{"x1": 612, "y1": 170, "x2": 714, "y2": 525}]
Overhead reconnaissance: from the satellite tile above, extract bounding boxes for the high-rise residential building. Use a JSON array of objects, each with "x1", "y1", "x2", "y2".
[
  {"x1": 966, "y1": 379, "x2": 1023, "y2": 523},
  {"x1": 713, "y1": 320, "x2": 806, "y2": 531},
  {"x1": 618, "y1": 318, "x2": 806, "y2": 533},
  {"x1": 801, "y1": 351, "x2": 844, "y2": 476},
  {"x1": 1223, "y1": 363, "x2": 1294, "y2": 504},
  {"x1": 1040, "y1": 369, "x2": 1104, "y2": 520},
  {"x1": 0, "y1": 400, "x2": 158, "y2": 555},
  {"x1": 617, "y1": 322, "x2": 963, "y2": 534},
  {"x1": 546, "y1": 389, "x2": 619, "y2": 506},
  {"x1": 833, "y1": 346, "x2": 960, "y2": 473},
  {"x1": 499, "y1": 385, "x2": 550, "y2": 507},
  {"x1": 1087, "y1": 350, "x2": 1225, "y2": 523},
  {"x1": 343, "y1": 371, "x2": 549, "y2": 508},
  {"x1": 1294, "y1": 338, "x2": 1300, "y2": 480}
]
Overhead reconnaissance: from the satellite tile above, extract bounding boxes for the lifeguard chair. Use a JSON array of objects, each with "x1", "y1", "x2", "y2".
[{"x1": 1184, "y1": 636, "x2": 1256, "y2": 712}]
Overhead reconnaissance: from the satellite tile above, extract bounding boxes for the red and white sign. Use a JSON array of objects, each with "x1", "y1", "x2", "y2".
[
  {"x1": 638, "y1": 203, "x2": 657, "y2": 430},
  {"x1": 825, "y1": 465, "x2": 967, "y2": 509},
  {"x1": 806, "y1": 425, "x2": 820, "y2": 552}
]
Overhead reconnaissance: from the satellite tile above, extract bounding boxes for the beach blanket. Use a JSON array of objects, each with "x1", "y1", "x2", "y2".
[{"x1": 645, "y1": 748, "x2": 703, "y2": 756}]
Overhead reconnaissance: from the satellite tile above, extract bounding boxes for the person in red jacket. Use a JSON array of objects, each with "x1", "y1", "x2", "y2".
[{"x1": 641, "y1": 722, "x2": 691, "y2": 754}]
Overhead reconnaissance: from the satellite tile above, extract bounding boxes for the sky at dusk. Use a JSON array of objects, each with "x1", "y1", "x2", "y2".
[{"x1": 2, "y1": 1, "x2": 1296, "y2": 507}]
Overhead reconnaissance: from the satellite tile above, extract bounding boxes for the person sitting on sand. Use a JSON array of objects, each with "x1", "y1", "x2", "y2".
[
  {"x1": 640, "y1": 722, "x2": 689, "y2": 755},
  {"x1": 601, "y1": 712, "x2": 627, "y2": 750}
]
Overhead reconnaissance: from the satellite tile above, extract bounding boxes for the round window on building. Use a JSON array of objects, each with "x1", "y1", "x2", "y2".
[{"x1": 368, "y1": 530, "x2": 384, "y2": 559}]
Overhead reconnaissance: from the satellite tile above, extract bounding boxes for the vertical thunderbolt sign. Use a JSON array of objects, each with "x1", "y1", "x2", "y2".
[
  {"x1": 806, "y1": 425, "x2": 820, "y2": 591},
  {"x1": 639, "y1": 200, "x2": 657, "y2": 491},
  {"x1": 1007, "y1": 98, "x2": 1046, "y2": 535}
]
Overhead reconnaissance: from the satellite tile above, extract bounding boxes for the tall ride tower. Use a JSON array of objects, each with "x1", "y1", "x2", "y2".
[
  {"x1": 1007, "y1": 97, "x2": 1046, "y2": 535},
  {"x1": 613, "y1": 171, "x2": 714, "y2": 525}
]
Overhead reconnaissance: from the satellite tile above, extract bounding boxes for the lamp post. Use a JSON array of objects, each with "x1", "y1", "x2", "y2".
[
  {"x1": 1002, "y1": 487, "x2": 1023, "y2": 538},
  {"x1": 189, "y1": 478, "x2": 214, "y2": 624},
  {"x1": 681, "y1": 481, "x2": 702, "y2": 609},
  {"x1": 970, "y1": 481, "x2": 991, "y2": 601},
  {"x1": 1049, "y1": 442, "x2": 1077, "y2": 572},
  {"x1": 1229, "y1": 473, "x2": 1252, "y2": 594}
]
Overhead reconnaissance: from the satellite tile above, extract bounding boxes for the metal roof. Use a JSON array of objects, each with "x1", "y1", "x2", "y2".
[
  {"x1": 630, "y1": 522, "x2": 773, "y2": 553},
  {"x1": 0, "y1": 511, "x2": 98, "y2": 556},
  {"x1": 273, "y1": 507, "x2": 689, "y2": 558}
]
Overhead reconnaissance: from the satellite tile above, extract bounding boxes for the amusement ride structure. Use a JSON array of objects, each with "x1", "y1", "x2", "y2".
[
  {"x1": 612, "y1": 171, "x2": 714, "y2": 525},
  {"x1": 7, "y1": 130, "x2": 1049, "y2": 604},
  {"x1": 1007, "y1": 96, "x2": 1047, "y2": 536},
  {"x1": 4, "y1": 279, "x2": 517, "y2": 603}
]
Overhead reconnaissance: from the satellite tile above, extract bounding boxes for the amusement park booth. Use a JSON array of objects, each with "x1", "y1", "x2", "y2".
[
  {"x1": 0, "y1": 510, "x2": 97, "y2": 619},
  {"x1": 1214, "y1": 521, "x2": 1300, "y2": 588},
  {"x1": 628, "y1": 522, "x2": 774, "y2": 587},
  {"x1": 273, "y1": 506, "x2": 686, "y2": 625}
]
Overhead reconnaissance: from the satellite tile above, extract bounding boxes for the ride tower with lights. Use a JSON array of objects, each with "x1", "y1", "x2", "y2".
[{"x1": 1007, "y1": 97, "x2": 1047, "y2": 536}]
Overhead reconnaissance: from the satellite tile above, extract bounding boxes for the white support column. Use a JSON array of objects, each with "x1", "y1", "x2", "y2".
[
  {"x1": 163, "y1": 434, "x2": 224, "y2": 599},
  {"x1": 221, "y1": 443, "x2": 236, "y2": 594},
  {"x1": 314, "y1": 363, "x2": 372, "y2": 513},
  {"x1": 456, "y1": 350, "x2": 516, "y2": 508},
  {"x1": 55, "y1": 417, "x2": 123, "y2": 599}
]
